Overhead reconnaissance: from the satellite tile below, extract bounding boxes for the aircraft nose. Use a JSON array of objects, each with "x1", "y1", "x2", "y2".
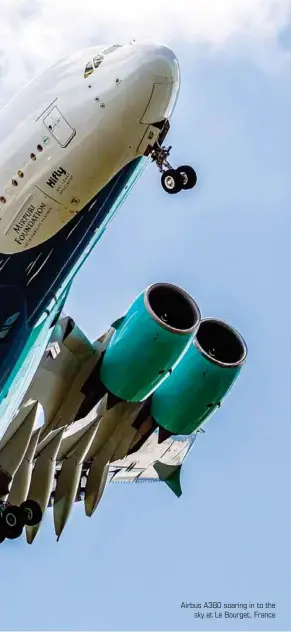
[
  {"x1": 135, "y1": 42, "x2": 180, "y2": 124},
  {"x1": 136, "y1": 41, "x2": 180, "y2": 85}
]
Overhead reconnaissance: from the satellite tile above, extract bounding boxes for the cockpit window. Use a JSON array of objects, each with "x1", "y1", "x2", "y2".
[
  {"x1": 84, "y1": 61, "x2": 93, "y2": 78},
  {"x1": 103, "y1": 45, "x2": 122, "y2": 55},
  {"x1": 84, "y1": 47, "x2": 120, "y2": 78},
  {"x1": 93, "y1": 54, "x2": 103, "y2": 68}
]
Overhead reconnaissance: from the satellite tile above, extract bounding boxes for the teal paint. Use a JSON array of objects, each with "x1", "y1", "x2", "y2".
[
  {"x1": 100, "y1": 291, "x2": 195, "y2": 402},
  {"x1": 151, "y1": 341, "x2": 244, "y2": 435}
]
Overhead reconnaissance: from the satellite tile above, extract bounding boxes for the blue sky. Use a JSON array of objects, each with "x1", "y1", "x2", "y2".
[{"x1": 0, "y1": 2, "x2": 291, "y2": 631}]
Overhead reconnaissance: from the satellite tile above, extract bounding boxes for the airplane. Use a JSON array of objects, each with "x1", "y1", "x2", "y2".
[
  {"x1": 0, "y1": 40, "x2": 248, "y2": 543},
  {"x1": 0, "y1": 40, "x2": 197, "y2": 411},
  {"x1": 0, "y1": 282, "x2": 247, "y2": 543}
]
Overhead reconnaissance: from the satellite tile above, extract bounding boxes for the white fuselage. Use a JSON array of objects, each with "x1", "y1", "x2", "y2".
[{"x1": 0, "y1": 42, "x2": 180, "y2": 254}]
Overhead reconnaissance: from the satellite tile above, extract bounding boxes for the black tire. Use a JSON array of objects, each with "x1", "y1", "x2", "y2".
[
  {"x1": 5, "y1": 524, "x2": 23, "y2": 540},
  {"x1": 2, "y1": 505, "x2": 23, "y2": 539},
  {"x1": 161, "y1": 169, "x2": 183, "y2": 194},
  {"x1": 177, "y1": 165, "x2": 197, "y2": 190},
  {"x1": 20, "y1": 499, "x2": 42, "y2": 527}
]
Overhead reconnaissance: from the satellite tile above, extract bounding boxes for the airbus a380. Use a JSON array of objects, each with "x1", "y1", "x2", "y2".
[{"x1": 0, "y1": 41, "x2": 247, "y2": 544}]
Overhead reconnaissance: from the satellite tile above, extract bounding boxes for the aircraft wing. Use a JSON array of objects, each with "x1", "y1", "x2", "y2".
[
  {"x1": 50, "y1": 431, "x2": 197, "y2": 506},
  {"x1": 0, "y1": 278, "x2": 246, "y2": 545},
  {"x1": 108, "y1": 432, "x2": 197, "y2": 483}
]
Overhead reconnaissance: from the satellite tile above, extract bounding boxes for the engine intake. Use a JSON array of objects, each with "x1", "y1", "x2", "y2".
[
  {"x1": 195, "y1": 319, "x2": 247, "y2": 367},
  {"x1": 145, "y1": 283, "x2": 198, "y2": 332}
]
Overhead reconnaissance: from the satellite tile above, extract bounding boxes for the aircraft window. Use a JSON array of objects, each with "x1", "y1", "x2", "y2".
[
  {"x1": 93, "y1": 54, "x2": 103, "y2": 68},
  {"x1": 84, "y1": 61, "x2": 94, "y2": 78},
  {"x1": 103, "y1": 45, "x2": 122, "y2": 55}
]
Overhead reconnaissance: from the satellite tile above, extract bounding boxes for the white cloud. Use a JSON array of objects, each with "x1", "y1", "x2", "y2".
[{"x1": 0, "y1": 0, "x2": 290, "y2": 99}]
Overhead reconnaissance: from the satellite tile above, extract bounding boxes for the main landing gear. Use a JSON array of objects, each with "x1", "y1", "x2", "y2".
[
  {"x1": 0, "y1": 499, "x2": 42, "y2": 542},
  {"x1": 151, "y1": 144, "x2": 197, "y2": 194}
]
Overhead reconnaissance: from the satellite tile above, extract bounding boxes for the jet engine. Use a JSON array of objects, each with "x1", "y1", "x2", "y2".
[
  {"x1": 99, "y1": 283, "x2": 200, "y2": 402},
  {"x1": 150, "y1": 318, "x2": 247, "y2": 436}
]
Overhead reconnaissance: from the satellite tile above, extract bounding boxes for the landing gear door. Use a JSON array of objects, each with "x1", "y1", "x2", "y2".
[
  {"x1": 43, "y1": 106, "x2": 76, "y2": 148},
  {"x1": 137, "y1": 124, "x2": 160, "y2": 155}
]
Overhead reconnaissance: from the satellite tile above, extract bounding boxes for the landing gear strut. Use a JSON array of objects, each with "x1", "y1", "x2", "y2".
[
  {"x1": 150, "y1": 144, "x2": 197, "y2": 194},
  {"x1": 0, "y1": 499, "x2": 43, "y2": 542}
]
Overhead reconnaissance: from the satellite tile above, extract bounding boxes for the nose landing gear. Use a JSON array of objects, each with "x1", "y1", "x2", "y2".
[
  {"x1": 0, "y1": 499, "x2": 43, "y2": 542},
  {"x1": 150, "y1": 144, "x2": 197, "y2": 194}
]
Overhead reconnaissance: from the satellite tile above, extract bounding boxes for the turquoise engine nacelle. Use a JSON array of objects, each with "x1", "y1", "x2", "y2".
[
  {"x1": 100, "y1": 283, "x2": 201, "y2": 402},
  {"x1": 150, "y1": 318, "x2": 247, "y2": 435}
]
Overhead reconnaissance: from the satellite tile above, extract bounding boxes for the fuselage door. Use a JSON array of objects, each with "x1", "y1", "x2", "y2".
[{"x1": 43, "y1": 106, "x2": 76, "y2": 148}]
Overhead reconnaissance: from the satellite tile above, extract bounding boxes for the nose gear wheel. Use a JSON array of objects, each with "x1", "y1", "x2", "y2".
[{"x1": 150, "y1": 143, "x2": 197, "y2": 195}]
